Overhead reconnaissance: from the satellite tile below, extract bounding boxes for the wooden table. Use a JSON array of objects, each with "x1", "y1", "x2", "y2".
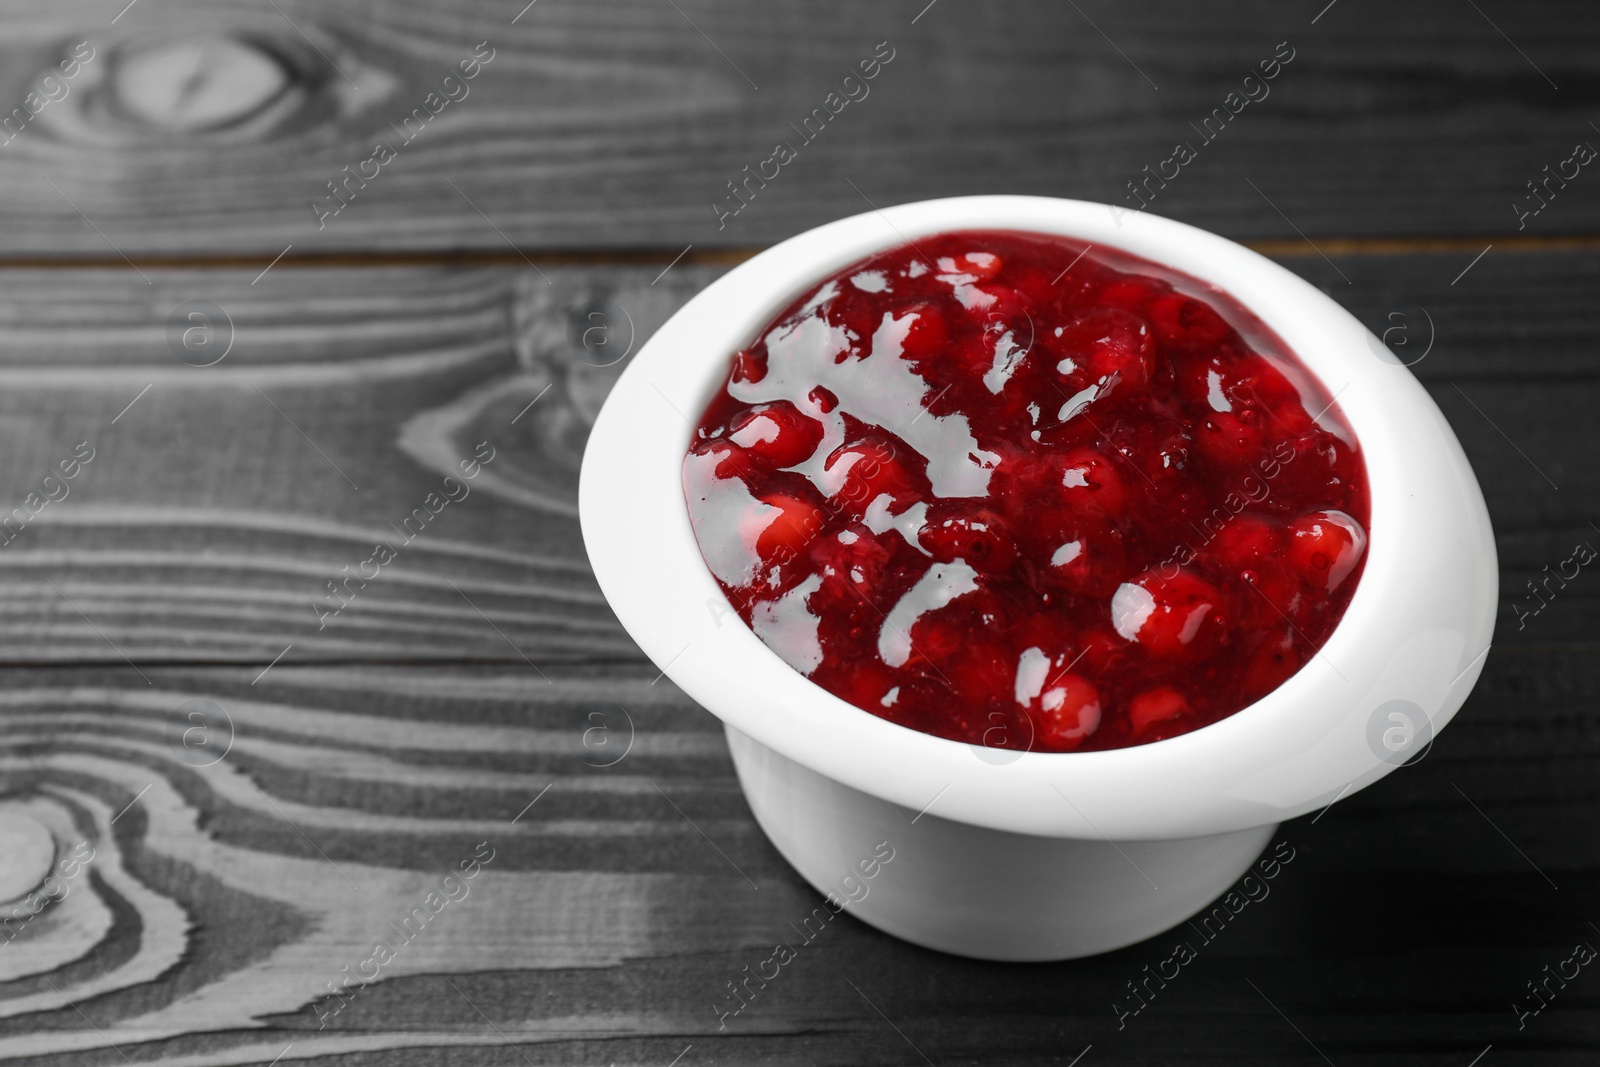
[{"x1": 0, "y1": 1, "x2": 1595, "y2": 1063}]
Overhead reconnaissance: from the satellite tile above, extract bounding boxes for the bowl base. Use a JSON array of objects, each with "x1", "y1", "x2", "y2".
[{"x1": 727, "y1": 725, "x2": 1279, "y2": 962}]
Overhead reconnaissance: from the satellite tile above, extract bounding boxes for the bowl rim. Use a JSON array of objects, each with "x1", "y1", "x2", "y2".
[{"x1": 579, "y1": 195, "x2": 1498, "y2": 840}]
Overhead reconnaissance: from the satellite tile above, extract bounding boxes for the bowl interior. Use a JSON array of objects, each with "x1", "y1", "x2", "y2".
[{"x1": 579, "y1": 195, "x2": 1498, "y2": 840}]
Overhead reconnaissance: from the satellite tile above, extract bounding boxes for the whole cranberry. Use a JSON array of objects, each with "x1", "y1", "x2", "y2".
[
  {"x1": 896, "y1": 302, "x2": 949, "y2": 361},
  {"x1": 1149, "y1": 291, "x2": 1232, "y2": 349},
  {"x1": 745, "y1": 492, "x2": 826, "y2": 565},
  {"x1": 1128, "y1": 686, "x2": 1190, "y2": 733},
  {"x1": 957, "y1": 281, "x2": 1028, "y2": 316},
  {"x1": 1010, "y1": 264, "x2": 1062, "y2": 307},
  {"x1": 822, "y1": 435, "x2": 915, "y2": 517},
  {"x1": 1287, "y1": 509, "x2": 1367, "y2": 592},
  {"x1": 1111, "y1": 569, "x2": 1228, "y2": 660},
  {"x1": 989, "y1": 452, "x2": 1058, "y2": 506},
  {"x1": 1193, "y1": 412, "x2": 1267, "y2": 472},
  {"x1": 1047, "y1": 308, "x2": 1155, "y2": 388},
  {"x1": 1231, "y1": 355, "x2": 1314, "y2": 435},
  {"x1": 807, "y1": 529, "x2": 894, "y2": 614},
  {"x1": 1037, "y1": 524, "x2": 1127, "y2": 597},
  {"x1": 1208, "y1": 515, "x2": 1283, "y2": 571},
  {"x1": 1034, "y1": 673, "x2": 1103, "y2": 751},
  {"x1": 907, "y1": 590, "x2": 1009, "y2": 674},
  {"x1": 1208, "y1": 515, "x2": 1298, "y2": 624},
  {"x1": 908, "y1": 610, "x2": 966, "y2": 665},
  {"x1": 730, "y1": 347, "x2": 767, "y2": 384},
  {"x1": 1074, "y1": 625, "x2": 1130, "y2": 676},
  {"x1": 728, "y1": 401, "x2": 825, "y2": 469},
  {"x1": 1239, "y1": 628, "x2": 1304, "y2": 701},
  {"x1": 1054, "y1": 447, "x2": 1129, "y2": 521},
  {"x1": 918, "y1": 506, "x2": 1016, "y2": 575}
]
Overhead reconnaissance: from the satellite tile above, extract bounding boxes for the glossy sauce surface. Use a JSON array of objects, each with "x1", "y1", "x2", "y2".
[{"x1": 683, "y1": 230, "x2": 1369, "y2": 752}]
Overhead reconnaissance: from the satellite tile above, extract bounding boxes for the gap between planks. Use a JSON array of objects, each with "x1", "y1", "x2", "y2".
[
  {"x1": 0, "y1": 233, "x2": 1597, "y2": 274},
  {"x1": 0, "y1": 656, "x2": 656, "y2": 672},
  {"x1": 0, "y1": 643, "x2": 1588, "y2": 673}
]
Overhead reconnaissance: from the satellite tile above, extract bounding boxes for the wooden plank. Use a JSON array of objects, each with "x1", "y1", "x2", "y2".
[
  {"x1": 1322, "y1": 247, "x2": 1600, "y2": 650},
  {"x1": 1, "y1": 0, "x2": 1598, "y2": 256},
  {"x1": 0, "y1": 250, "x2": 1592, "y2": 667},
  {"x1": 0, "y1": 650, "x2": 1593, "y2": 1065},
  {"x1": 0, "y1": 255, "x2": 1592, "y2": 1064},
  {"x1": 0, "y1": 263, "x2": 722, "y2": 667}
]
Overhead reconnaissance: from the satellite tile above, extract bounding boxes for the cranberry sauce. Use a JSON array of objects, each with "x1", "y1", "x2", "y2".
[{"x1": 683, "y1": 229, "x2": 1368, "y2": 752}]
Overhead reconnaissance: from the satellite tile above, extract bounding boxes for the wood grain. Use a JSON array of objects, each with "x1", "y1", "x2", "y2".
[
  {"x1": 0, "y1": 254, "x2": 1590, "y2": 1063},
  {"x1": 0, "y1": 264, "x2": 725, "y2": 667},
  {"x1": 0, "y1": 647, "x2": 1592, "y2": 1065},
  {"x1": 0, "y1": 251, "x2": 1590, "y2": 671},
  {"x1": 1, "y1": 0, "x2": 1598, "y2": 257},
  {"x1": 0, "y1": 2, "x2": 1592, "y2": 1062}
]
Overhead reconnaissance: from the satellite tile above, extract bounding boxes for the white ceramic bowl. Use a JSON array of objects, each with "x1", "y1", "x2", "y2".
[{"x1": 579, "y1": 196, "x2": 1497, "y2": 960}]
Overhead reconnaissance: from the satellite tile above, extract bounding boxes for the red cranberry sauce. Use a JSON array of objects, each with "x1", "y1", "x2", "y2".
[{"x1": 683, "y1": 230, "x2": 1368, "y2": 752}]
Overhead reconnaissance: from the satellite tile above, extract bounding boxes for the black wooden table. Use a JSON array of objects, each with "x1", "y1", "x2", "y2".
[{"x1": 0, "y1": 1, "x2": 1595, "y2": 1064}]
